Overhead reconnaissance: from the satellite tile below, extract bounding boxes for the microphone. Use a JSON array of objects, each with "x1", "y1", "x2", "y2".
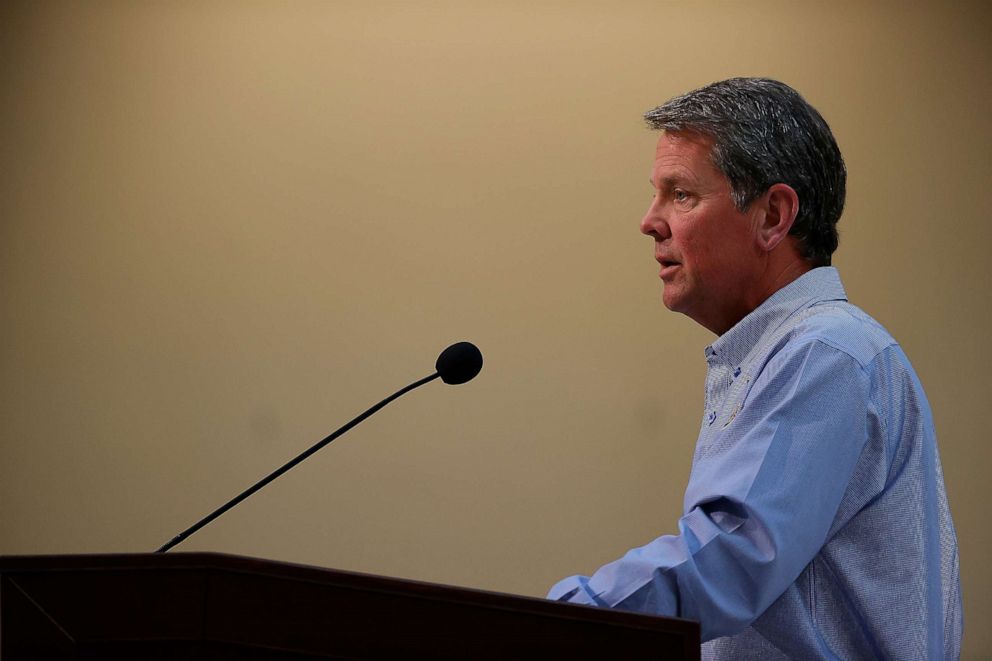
[
  {"x1": 436, "y1": 341, "x2": 483, "y2": 385},
  {"x1": 156, "y1": 342, "x2": 483, "y2": 553}
]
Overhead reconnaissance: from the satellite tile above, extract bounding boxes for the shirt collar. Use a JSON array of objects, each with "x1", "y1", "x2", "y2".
[{"x1": 704, "y1": 267, "x2": 848, "y2": 368}]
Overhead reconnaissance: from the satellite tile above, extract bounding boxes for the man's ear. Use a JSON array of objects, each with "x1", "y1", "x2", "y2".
[{"x1": 756, "y1": 183, "x2": 800, "y2": 252}]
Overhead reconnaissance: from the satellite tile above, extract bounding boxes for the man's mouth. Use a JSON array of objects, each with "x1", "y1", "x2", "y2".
[{"x1": 657, "y1": 258, "x2": 680, "y2": 279}]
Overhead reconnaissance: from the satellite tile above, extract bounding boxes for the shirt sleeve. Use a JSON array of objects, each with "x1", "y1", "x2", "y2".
[{"x1": 547, "y1": 337, "x2": 873, "y2": 642}]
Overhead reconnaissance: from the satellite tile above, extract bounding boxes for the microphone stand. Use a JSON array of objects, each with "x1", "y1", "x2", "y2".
[{"x1": 156, "y1": 372, "x2": 441, "y2": 553}]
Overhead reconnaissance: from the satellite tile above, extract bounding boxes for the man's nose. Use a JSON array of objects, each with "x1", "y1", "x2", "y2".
[{"x1": 640, "y1": 200, "x2": 669, "y2": 239}]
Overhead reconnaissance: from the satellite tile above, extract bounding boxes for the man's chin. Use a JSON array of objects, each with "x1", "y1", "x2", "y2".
[{"x1": 661, "y1": 287, "x2": 687, "y2": 314}]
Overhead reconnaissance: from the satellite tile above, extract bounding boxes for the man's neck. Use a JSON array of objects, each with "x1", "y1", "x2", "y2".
[
  {"x1": 709, "y1": 256, "x2": 814, "y2": 337},
  {"x1": 753, "y1": 258, "x2": 814, "y2": 310}
]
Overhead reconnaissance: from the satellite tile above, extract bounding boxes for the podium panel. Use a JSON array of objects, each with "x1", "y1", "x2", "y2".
[{"x1": 1, "y1": 553, "x2": 700, "y2": 659}]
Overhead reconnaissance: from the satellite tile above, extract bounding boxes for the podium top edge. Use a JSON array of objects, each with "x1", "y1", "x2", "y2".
[{"x1": 0, "y1": 551, "x2": 699, "y2": 636}]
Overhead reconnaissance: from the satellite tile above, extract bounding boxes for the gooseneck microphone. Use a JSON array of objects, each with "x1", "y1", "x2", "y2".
[
  {"x1": 156, "y1": 341, "x2": 483, "y2": 553},
  {"x1": 435, "y1": 341, "x2": 483, "y2": 384}
]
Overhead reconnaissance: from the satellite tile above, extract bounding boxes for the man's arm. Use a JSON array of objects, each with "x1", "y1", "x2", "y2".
[{"x1": 549, "y1": 337, "x2": 877, "y2": 642}]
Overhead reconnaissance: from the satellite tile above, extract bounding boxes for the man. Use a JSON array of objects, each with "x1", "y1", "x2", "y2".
[{"x1": 548, "y1": 78, "x2": 962, "y2": 660}]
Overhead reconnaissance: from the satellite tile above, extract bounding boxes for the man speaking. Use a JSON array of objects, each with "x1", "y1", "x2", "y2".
[{"x1": 548, "y1": 78, "x2": 962, "y2": 660}]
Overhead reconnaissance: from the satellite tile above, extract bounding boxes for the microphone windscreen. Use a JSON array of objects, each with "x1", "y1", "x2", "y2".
[{"x1": 436, "y1": 342, "x2": 483, "y2": 385}]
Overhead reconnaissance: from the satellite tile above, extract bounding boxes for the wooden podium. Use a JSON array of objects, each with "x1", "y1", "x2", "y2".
[{"x1": 1, "y1": 552, "x2": 699, "y2": 659}]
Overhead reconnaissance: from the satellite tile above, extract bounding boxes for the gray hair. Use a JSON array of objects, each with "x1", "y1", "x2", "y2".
[{"x1": 644, "y1": 78, "x2": 845, "y2": 266}]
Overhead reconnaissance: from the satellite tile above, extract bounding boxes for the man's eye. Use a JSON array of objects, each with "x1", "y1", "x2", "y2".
[{"x1": 674, "y1": 189, "x2": 689, "y2": 202}]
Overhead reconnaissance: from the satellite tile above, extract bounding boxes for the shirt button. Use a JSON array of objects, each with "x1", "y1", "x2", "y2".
[{"x1": 733, "y1": 367, "x2": 742, "y2": 378}]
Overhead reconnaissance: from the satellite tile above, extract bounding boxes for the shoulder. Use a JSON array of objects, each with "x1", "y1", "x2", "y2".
[{"x1": 782, "y1": 301, "x2": 898, "y2": 370}]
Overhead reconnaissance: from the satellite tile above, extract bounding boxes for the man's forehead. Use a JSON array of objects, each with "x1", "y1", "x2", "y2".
[{"x1": 651, "y1": 131, "x2": 720, "y2": 183}]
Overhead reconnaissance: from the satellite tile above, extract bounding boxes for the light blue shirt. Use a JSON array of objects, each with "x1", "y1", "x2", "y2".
[{"x1": 548, "y1": 268, "x2": 962, "y2": 659}]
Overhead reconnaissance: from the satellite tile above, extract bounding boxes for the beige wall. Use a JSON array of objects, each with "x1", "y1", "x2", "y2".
[{"x1": 2, "y1": 1, "x2": 989, "y2": 656}]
